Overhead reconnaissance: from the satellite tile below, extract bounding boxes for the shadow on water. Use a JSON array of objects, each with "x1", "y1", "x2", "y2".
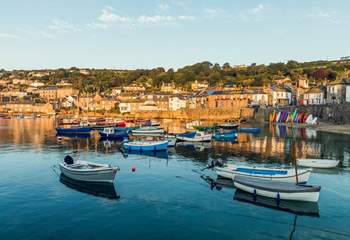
[{"x1": 59, "y1": 174, "x2": 119, "y2": 199}]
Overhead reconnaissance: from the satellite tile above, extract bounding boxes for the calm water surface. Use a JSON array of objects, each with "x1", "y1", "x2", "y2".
[{"x1": 1, "y1": 119, "x2": 350, "y2": 240}]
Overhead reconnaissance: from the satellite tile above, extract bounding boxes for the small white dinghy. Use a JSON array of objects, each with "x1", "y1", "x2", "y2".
[
  {"x1": 59, "y1": 155, "x2": 119, "y2": 183},
  {"x1": 234, "y1": 176, "x2": 321, "y2": 202},
  {"x1": 297, "y1": 159, "x2": 340, "y2": 169},
  {"x1": 176, "y1": 131, "x2": 212, "y2": 142},
  {"x1": 215, "y1": 164, "x2": 311, "y2": 183}
]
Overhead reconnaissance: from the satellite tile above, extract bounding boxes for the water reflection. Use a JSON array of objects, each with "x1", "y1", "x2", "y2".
[
  {"x1": 57, "y1": 133, "x2": 91, "y2": 139},
  {"x1": 59, "y1": 174, "x2": 119, "y2": 199},
  {"x1": 233, "y1": 189, "x2": 320, "y2": 217},
  {"x1": 0, "y1": 119, "x2": 349, "y2": 166}
]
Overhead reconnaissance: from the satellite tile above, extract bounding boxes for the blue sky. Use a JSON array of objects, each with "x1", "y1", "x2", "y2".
[{"x1": 1, "y1": 0, "x2": 350, "y2": 70}]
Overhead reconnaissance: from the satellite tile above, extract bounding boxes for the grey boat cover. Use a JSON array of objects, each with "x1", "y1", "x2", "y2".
[{"x1": 234, "y1": 176, "x2": 321, "y2": 193}]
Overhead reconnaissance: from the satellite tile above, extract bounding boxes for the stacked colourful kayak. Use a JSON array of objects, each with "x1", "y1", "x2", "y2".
[{"x1": 270, "y1": 110, "x2": 318, "y2": 125}]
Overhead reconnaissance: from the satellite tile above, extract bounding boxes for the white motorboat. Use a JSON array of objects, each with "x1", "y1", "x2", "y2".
[
  {"x1": 131, "y1": 126, "x2": 165, "y2": 136},
  {"x1": 176, "y1": 131, "x2": 212, "y2": 142},
  {"x1": 234, "y1": 176, "x2": 321, "y2": 202},
  {"x1": 214, "y1": 164, "x2": 311, "y2": 183},
  {"x1": 297, "y1": 159, "x2": 340, "y2": 168},
  {"x1": 59, "y1": 156, "x2": 119, "y2": 183}
]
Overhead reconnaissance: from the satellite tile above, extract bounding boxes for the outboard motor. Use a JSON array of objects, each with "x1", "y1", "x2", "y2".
[
  {"x1": 64, "y1": 155, "x2": 74, "y2": 165},
  {"x1": 207, "y1": 159, "x2": 224, "y2": 169},
  {"x1": 215, "y1": 159, "x2": 224, "y2": 167}
]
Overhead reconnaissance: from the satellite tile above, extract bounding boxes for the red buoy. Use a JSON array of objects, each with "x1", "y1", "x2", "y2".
[{"x1": 131, "y1": 166, "x2": 136, "y2": 172}]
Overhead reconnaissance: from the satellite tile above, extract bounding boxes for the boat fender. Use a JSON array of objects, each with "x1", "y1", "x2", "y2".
[
  {"x1": 253, "y1": 189, "x2": 257, "y2": 201},
  {"x1": 276, "y1": 192, "x2": 280, "y2": 206}
]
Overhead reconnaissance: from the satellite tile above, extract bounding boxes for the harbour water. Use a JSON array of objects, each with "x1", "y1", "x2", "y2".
[{"x1": 1, "y1": 119, "x2": 350, "y2": 239}]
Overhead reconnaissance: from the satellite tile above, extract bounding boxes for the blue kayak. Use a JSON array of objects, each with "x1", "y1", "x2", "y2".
[{"x1": 56, "y1": 127, "x2": 92, "y2": 134}]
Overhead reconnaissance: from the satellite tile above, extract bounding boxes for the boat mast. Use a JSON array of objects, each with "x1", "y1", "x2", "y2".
[{"x1": 290, "y1": 115, "x2": 298, "y2": 184}]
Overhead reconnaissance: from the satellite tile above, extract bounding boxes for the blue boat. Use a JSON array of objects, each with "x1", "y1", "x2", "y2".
[
  {"x1": 239, "y1": 128, "x2": 261, "y2": 134},
  {"x1": 123, "y1": 140, "x2": 168, "y2": 151},
  {"x1": 213, "y1": 131, "x2": 237, "y2": 141},
  {"x1": 99, "y1": 127, "x2": 129, "y2": 141},
  {"x1": 177, "y1": 132, "x2": 196, "y2": 138},
  {"x1": 56, "y1": 127, "x2": 92, "y2": 134}
]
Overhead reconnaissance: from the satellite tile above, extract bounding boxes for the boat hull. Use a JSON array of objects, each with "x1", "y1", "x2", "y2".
[
  {"x1": 215, "y1": 165, "x2": 311, "y2": 183},
  {"x1": 131, "y1": 130, "x2": 165, "y2": 136},
  {"x1": 56, "y1": 127, "x2": 92, "y2": 134},
  {"x1": 176, "y1": 132, "x2": 212, "y2": 142},
  {"x1": 99, "y1": 131, "x2": 128, "y2": 141},
  {"x1": 59, "y1": 164, "x2": 117, "y2": 183},
  {"x1": 123, "y1": 140, "x2": 168, "y2": 151},
  {"x1": 234, "y1": 176, "x2": 320, "y2": 202},
  {"x1": 297, "y1": 159, "x2": 340, "y2": 168}
]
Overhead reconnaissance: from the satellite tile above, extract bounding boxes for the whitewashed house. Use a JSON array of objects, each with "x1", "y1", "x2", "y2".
[
  {"x1": 272, "y1": 88, "x2": 292, "y2": 106},
  {"x1": 139, "y1": 100, "x2": 158, "y2": 112},
  {"x1": 303, "y1": 87, "x2": 325, "y2": 105},
  {"x1": 169, "y1": 96, "x2": 187, "y2": 111},
  {"x1": 251, "y1": 92, "x2": 268, "y2": 106},
  {"x1": 346, "y1": 85, "x2": 350, "y2": 103},
  {"x1": 326, "y1": 78, "x2": 350, "y2": 104},
  {"x1": 119, "y1": 102, "x2": 132, "y2": 114},
  {"x1": 62, "y1": 96, "x2": 76, "y2": 108}
]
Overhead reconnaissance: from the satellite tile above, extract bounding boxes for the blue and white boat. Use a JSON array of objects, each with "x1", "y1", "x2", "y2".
[
  {"x1": 239, "y1": 128, "x2": 261, "y2": 134},
  {"x1": 123, "y1": 140, "x2": 168, "y2": 151},
  {"x1": 176, "y1": 131, "x2": 212, "y2": 142},
  {"x1": 214, "y1": 164, "x2": 311, "y2": 183},
  {"x1": 213, "y1": 131, "x2": 237, "y2": 141},
  {"x1": 234, "y1": 176, "x2": 320, "y2": 202},
  {"x1": 56, "y1": 127, "x2": 92, "y2": 134},
  {"x1": 99, "y1": 127, "x2": 129, "y2": 141}
]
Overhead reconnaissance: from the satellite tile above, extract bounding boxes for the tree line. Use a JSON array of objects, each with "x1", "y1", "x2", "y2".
[{"x1": 2, "y1": 59, "x2": 350, "y2": 94}]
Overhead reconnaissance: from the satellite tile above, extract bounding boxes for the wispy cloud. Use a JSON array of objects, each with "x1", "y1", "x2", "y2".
[
  {"x1": 137, "y1": 15, "x2": 195, "y2": 24},
  {"x1": 49, "y1": 19, "x2": 81, "y2": 33},
  {"x1": 91, "y1": 5, "x2": 195, "y2": 27},
  {"x1": 238, "y1": 4, "x2": 268, "y2": 22},
  {"x1": 203, "y1": 8, "x2": 227, "y2": 19},
  {"x1": 98, "y1": 6, "x2": 130, "y2": 23},
  {"x1": 0, "y1": 32, "x2": 20, "y2": 39},
  {"x1": 250, "y1": 4, "x2": 266, "y2": 13},
  {"x1": 158, "y1": 3, "x2": 170, "y2": 11},
  {"x1": 306, "y1": 9, "x2": 341, "y2": 24}
]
